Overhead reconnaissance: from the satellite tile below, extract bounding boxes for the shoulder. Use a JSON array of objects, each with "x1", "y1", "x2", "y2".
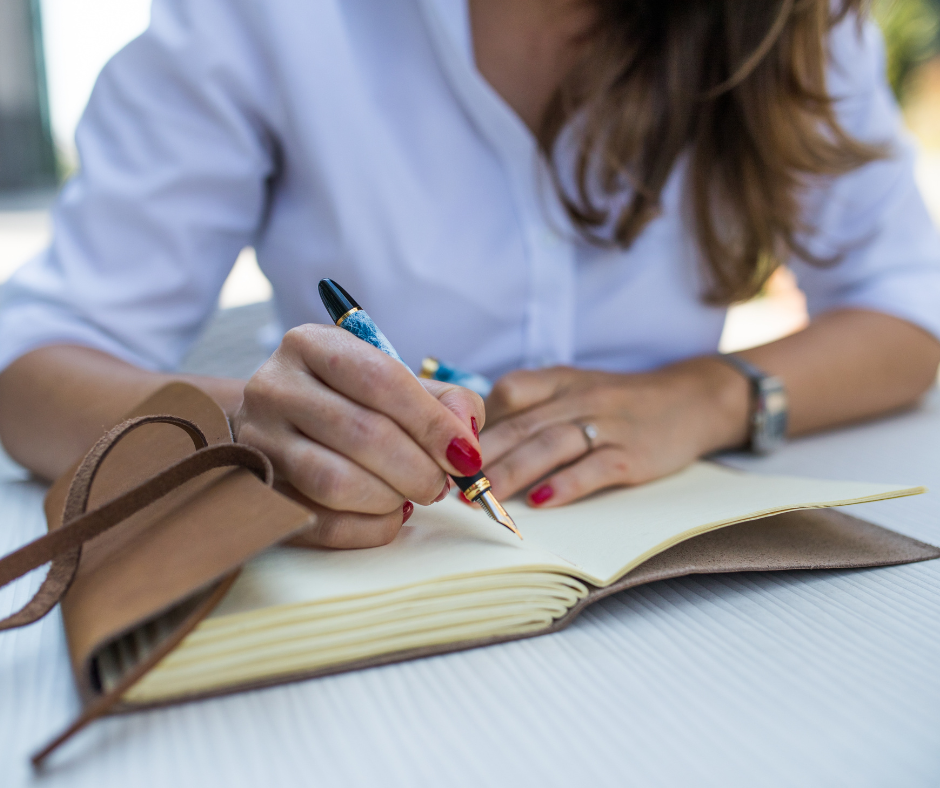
[{"x1": 825, "y1": 11, "x2": 899, "y2": 140}]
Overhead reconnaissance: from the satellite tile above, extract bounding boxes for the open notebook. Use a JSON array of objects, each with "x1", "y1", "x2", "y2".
[
  {"x1": 9, "y1": 382, "x2": 934, "y2": 766},
  {"x1": 100, "y1": 461, "x2": 928, "y2": 704}
]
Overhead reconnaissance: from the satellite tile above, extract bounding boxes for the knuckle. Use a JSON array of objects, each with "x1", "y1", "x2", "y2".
[
  {"x1": 452, "y1": 387, "x2": 485, "y2": 419},
  {"x1": 353, "y1": 355, "x2": 408, "y2": 401},
  {"x1": 582, "y1": 385, "x2": 610, "y2": 411},
  {"x1": 234, "y1": 421, "x2": 267, "y2": 452},
  {"x1": 242, "y1": 366, "x2": 275, "y2": 403},
  {"x1": 490, "y1": 372, "x2": 529, "y2": 409},
  {"x1": 242, "y1": 359, "x2": 295, "y2": 409},
  {"x1": 506, "y1": 412, "x2": 540, "y2": 442},
  {"x1": 280, "y1": 325, "x2": 311, "y2": 355},
  {"x1": 495, "y1": 455, "x2": 524, "y2": 488},
  {"x1": 534, "y1": 424, "x2": 566, "y2": 451},
  {"x1": 416, "y1": 405, "x2": 457, "y2": 447},
  {"x1": 306, "y1": 462, "x2": 350, "y2": 509},
  {"x1": 345, "y1": 409, "x2": 386, "y2": 450}
]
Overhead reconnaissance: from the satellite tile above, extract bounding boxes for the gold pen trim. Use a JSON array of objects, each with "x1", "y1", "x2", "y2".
[
  {"x1": 461, "y1": 477, "x2": 491, "y2": 502},
  {"x1": 335, "y1": 306, "x2": 362, "y2": 326},
  {"x1": 419, "y1": 357, "x2": 440, "y2": 379}
]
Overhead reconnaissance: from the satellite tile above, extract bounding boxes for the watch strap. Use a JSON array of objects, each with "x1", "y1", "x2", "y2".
[
  {"x1": 716, "y1": 354, "x2": 765, "y2": 395},
  {"x1": 716, "y1": 354, "x2": 789, "y2": 454}
]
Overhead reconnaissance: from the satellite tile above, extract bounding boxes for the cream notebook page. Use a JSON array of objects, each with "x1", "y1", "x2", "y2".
[
  {"x1": 213, "y1": 462, "x2": 923, "y2": 611},
  {"x1": 120, "y1": 462, "x2": 922, "y2": 701}
]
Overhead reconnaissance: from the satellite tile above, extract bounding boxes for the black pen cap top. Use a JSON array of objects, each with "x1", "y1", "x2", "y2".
[{"x1": 318, "y1": 279, "x2": 361, "y2": 324}]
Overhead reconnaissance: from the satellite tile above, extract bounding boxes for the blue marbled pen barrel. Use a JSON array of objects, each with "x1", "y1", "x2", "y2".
[
  {"x1": 317, "y1": 278, "x2": 521, "y2": 538},
  {"x1": 338, "y1": 309, "x2": 410, "y2": 369},
  {"x1": 317, "y1": 277, "x2": 409, "y2": 367}
]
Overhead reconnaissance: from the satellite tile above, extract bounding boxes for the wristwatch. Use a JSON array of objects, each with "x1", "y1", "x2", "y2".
[{"x1": 716, "y1": 354, "x2": 788, "y2": 455}]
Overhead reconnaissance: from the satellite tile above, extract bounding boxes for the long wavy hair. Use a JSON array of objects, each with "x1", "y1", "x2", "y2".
[{"x1": 540, "y1": 0, "x2": 885, "y2": 304}]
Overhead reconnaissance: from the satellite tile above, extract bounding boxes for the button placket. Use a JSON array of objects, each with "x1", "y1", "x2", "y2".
[{"x1": 415, "y1": 0, "x2": 577, "y2": 372}]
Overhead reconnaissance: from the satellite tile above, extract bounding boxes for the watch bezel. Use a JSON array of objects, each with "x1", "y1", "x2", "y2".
[{"x1": 751, "y1": 375, "x2": 788, "y2": 455}]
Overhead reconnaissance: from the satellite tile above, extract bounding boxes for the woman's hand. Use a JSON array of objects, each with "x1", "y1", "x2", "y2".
[
  {"x1": 479, "y1": 358, "x2": 750, "y2": 508},
  {"x1": 233, "y1": 324, "x2": 485, "y2": 548}
]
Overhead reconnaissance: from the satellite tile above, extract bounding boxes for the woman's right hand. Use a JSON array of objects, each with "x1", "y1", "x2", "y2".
[{"x1": 232, "y1": 323, "x2": 485, "y2": 548}]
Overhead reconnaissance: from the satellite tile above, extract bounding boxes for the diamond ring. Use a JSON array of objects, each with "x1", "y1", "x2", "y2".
[{"x1": 576, "y1": 422, "x2": 598, "y2": 452}]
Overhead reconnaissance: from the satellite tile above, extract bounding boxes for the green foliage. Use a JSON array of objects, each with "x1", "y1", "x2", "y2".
[{"x1": 872, "y1": 0, "x2": 940, "y2": 102}]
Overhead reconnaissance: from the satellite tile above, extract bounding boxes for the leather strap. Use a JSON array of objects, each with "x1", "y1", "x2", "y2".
[
  {"x1": 30, "y1": 572, "x2": 240, "y2": 768},
  {"x1": 0, "y1": 414, "x2": 275, "y2": 768},
  {"x1": 0, "y1": 415, "x2": 271, "y2": 631}
]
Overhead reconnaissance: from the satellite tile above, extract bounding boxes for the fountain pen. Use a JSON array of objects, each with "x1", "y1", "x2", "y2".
[{"x1": 318, "y1": 278, "x2": 521, "y2": 539}]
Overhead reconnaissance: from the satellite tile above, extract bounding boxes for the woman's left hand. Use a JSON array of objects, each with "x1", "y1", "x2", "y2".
[{"x1": 479, "y1": 358, "x2": 750, "y2": 508}]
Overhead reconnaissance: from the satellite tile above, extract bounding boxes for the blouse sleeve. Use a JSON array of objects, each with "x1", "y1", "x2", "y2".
[
  {"x1": 0, "y1": 0, "x2": 277, "y2": 373},
  {"x1": 789, "y1": 15, "x2": 940, "y2": 342}
]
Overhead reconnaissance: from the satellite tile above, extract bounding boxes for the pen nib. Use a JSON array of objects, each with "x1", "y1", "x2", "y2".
[{"x1": 476, "y1": 491, "x2": 523, "y2": 540}]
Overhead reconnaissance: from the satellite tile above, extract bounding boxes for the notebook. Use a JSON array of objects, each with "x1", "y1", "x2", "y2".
[
  {"x1": 107, "y1": 461, "x2": 931, "y2": 703},
  {"x1": 4, "y1": 382, "x2": 937, "y2": 765}
]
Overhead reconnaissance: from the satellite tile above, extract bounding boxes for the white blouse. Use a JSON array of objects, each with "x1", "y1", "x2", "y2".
[{"x1": 1, "y1": 0, "x2": 938, "y2": 381}]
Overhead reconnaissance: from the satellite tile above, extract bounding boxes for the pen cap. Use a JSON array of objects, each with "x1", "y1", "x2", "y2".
[{"x1": 318, "y1": 279, "x2": 361, "y2": 324}]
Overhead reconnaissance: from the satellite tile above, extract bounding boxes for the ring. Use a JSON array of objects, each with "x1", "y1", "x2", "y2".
[{"x1": 576, "y1": 422, "x2": 598, "y2": 452}]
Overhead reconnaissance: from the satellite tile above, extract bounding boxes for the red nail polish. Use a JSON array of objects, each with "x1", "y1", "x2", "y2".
[
  {"x1": 529, "y1": 484, "x2": 554, "y2": 505},
  {"x1": 471, "y1": 417, "x2": 479, "y2": 439},
  {"x1": 446, "y1": 437, "x2": 482, "y2": 477},
  {"x1": 402, "y1": 500, "x2": 414, "y2": 524},
  {"x1": 458, "y1": 490, "x2": 473, "y2": 506}
]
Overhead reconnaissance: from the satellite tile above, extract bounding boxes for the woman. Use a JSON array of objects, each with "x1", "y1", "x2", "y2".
[{"x1": 0, "y1": 0, "x2": 938, "y2": 548}]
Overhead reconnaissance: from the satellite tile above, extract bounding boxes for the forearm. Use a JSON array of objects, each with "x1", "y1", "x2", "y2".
[
  {"x1": 0, "y1": 345, "x2": 246, "y2": 480},
  {"x1": 680, "y1": 308, "x2": 940, "y2": 458},
  {"x1": 737, "y1": 309, "x2": 940, "y2": 436},
  {"x1": 657, "y1": 309, "x2": 940, "y2": 462}
]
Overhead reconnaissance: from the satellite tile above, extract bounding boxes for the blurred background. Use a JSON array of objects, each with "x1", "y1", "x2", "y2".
[{"x1": 0, "y1": 0, "x2": 938, "y2": 354}]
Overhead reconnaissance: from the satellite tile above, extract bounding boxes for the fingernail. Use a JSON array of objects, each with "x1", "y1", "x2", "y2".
[
  {"x1": 529, "y1": 484, "x2": 554, "y2": 506},
  {"x1": 432, "y1": 478, "x2": 452, "y2": 503},
  {"x1": 471, "y1": 417, "x2": 479, "y2": 439},
  {"x1": 402, "y1": 500, "x2": 414, "y2": 524},
  {"x1": 458, "y1": 491, "x2": 474, "y2": 506},
  {"x1": 446, "y1": 437, "x2": 482, "y2": 477}
]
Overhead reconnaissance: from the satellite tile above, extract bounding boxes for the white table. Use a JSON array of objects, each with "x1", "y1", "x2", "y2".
[{"x1": 2, "y1": 379, "x2": 939, "y2": 786}]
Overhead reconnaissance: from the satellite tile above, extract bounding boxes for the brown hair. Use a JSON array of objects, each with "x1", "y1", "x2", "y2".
[{"x1": 540, "y1": 0, "x2": 885, "y2": 304}]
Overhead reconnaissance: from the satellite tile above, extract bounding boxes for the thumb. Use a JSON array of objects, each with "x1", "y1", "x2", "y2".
[{"x1": 420, "y1": 379, "x2": 486, "y2": 439}]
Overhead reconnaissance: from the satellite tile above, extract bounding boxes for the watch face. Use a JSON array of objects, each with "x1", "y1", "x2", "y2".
[{"x1": 752, "y1": 377, "x2": 788, "y2": 454}]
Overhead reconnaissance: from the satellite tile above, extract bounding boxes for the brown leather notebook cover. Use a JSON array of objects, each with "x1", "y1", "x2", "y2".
[
  {"x1": 2, "y1": 382, "x2": 937, "y2": 766},
  {"x1": 0, "y1": 383, "x2": 318, "y2": 764}
]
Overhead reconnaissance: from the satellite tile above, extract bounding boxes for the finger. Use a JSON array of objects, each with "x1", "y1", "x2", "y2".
[
  {"x1": 485, "y1": 367, "x2": 579, "y2": 424},
  {"x1": 431, "y1": 476, "x2": 453, "y2": 503},
  {"x1": 525, "y1": 446, "x2": 660, "y2": 508},
  {"x1": 268, "y1": 364, "x2": 447, "y2": 504},
  {"x1": 483, "y1": 422, "x2": 589, "y2": 499},
  {"x1": 420, "y1": 378, "x2": 486, "y2": 435},
  {"x1": 481, "y1": 387, "x2": 601, "y2": 465},
  {"x1": 287, "y1": 325, "x2": 482, "y2": 478},
  {"x1": 240, "y1": 418, "x2": 405, "y2": 514},
  {"x1": 281, "y1": 489, "x2": 411, "y2": 549}
]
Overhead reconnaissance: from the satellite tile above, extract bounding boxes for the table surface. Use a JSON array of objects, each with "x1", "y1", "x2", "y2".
[{"x1": 2, "y1": 319, "x2": 939, "y2": 786}]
